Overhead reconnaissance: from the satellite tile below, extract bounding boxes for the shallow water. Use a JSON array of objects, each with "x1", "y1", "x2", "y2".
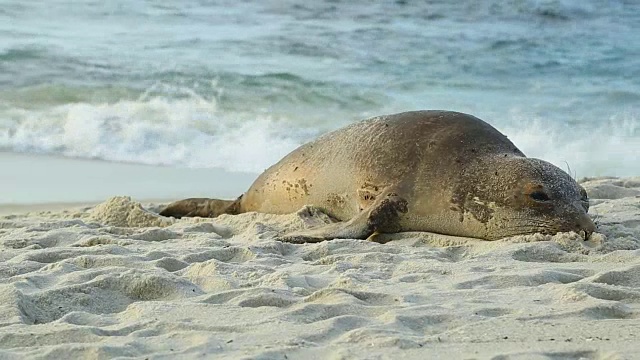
[{"x1": 1, "y1": 0, "x2": 638, "y2": 177}]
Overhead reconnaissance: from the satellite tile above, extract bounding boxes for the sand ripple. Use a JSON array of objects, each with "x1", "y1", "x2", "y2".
[{"x1": 0, "y1": 178, "x2": 638, "y2": 358}]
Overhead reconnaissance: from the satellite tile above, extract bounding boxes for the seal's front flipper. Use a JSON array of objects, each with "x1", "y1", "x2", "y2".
[
  {"x1": 278, "y1": 193, "x2": 408, "y2": 243},
  {"x1": 159, "y1": 197, "x2": 240, "y2": 218}
]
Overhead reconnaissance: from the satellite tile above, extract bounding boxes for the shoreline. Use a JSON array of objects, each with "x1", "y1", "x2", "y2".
[{"x1": 0, "y1": 151, "x2": 255, "y2": 205}]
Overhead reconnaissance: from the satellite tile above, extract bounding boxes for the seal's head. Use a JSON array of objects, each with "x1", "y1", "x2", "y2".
[{"x1": 454, "y1": 156, "x2": 596, "y2": 240}]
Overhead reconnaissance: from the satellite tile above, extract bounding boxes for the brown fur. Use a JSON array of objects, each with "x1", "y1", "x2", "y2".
[{"x1": 160, "y1": 111, "x2": 596, "y2": 242}]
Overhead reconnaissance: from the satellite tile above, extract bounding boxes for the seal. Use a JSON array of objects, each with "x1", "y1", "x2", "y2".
[{"x1": 160, "y1": 110, "x2": 596, "y2": 242}]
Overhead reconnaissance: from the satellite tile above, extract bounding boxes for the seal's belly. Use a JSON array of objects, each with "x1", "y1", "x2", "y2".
[{"x1": 240, "y1": 161, "x2": 363, "y2": 220}]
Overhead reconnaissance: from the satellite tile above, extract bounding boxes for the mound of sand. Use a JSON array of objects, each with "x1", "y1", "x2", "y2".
[
  {"x1": 89, "y1": 196, "x2": 175, "y2": 228},
  {"x1": 0, "y1": 177, "x2": 638, "y2": 358}
]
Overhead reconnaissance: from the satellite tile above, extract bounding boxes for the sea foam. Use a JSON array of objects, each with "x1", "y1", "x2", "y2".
[
  {"x1": 1, "y1": 95, "x2": 305, "y2": 173},
  {"x1": 1, "y1": 94, "x2": 638, "y2": 177},
  {"x1": 503, "y1": 110, "x2": 639, "y2": 178}
]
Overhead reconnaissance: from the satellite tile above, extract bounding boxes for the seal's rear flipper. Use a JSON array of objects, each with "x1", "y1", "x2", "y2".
[
  {"x1": 278, "y1": 193, "x2": 408, "y2": 243},
  {"x1": 159, "y1": 197, "x2": 241, "y2": 218}
]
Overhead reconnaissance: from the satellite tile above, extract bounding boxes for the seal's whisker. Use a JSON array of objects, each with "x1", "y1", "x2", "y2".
[
  {"x1": 564, "y1": 161, "x2": 576, "y2": 180},
  {"x1": 590, "y1": 208, "x2": 602, "y2": 227},
  {"x1": 499, "y1": 225, "x2": 554, "y2": 232},
  {"x1": 499, "y1": 218, "x2": 554, "y2": 226},
  {"x1": 497, "y1": 223, "x2": 558, "y2": 235}
]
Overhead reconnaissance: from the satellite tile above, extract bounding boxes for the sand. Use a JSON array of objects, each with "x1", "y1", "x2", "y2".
[{"x1": 0, "y1": 177, "x2": 638, "y2": 359}]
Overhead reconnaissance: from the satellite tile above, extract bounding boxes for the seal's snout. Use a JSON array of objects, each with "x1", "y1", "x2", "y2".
[
  {"x1": 576, "y1": 213, "x2": 596, "y2": 240},
  {"x1": 563, "y1": 198, "x2": 596, "y2": 240}
]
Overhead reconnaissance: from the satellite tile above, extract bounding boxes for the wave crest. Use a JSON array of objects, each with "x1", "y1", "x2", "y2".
[{"x1": 0, "y1": 94, "x2": 309, "y2": 173}]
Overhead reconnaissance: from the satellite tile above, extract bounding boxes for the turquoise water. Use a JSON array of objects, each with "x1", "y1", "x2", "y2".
[{"x1": 1, "y1": 0, "x2": 638, "y2": 176}]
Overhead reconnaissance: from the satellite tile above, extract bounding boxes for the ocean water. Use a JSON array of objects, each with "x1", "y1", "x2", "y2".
[{"x1": 1, "y1": 0, "x2": 639, "y2": 177}]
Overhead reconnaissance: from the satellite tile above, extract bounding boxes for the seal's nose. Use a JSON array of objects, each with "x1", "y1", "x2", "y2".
[
  {"x1": 571, "y1": 200, "x2": 596, "y2": 240},
  {"x1": 577, "y1": 214, "x2": 596, "y2": 240}
]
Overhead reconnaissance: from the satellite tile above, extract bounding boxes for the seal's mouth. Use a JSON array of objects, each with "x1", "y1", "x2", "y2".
[
  {"x1": 490, "y1": 215, "x2": 597, "y2": 241},
  {"x1": 539, "y1": 221, "x2": 596, "y2": 240}
]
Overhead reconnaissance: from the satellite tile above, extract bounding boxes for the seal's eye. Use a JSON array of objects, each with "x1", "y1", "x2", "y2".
[
  {"x1": 529, "y1": 191, "x2": 550, "y2": 202},
  {"x1": 579, "y1": 187, "x2": 588, "y2": 201}
]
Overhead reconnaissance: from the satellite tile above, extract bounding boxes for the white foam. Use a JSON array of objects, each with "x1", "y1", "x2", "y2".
[
  {"x1": 502, "y1": 110, "x2": 639, "y2": 177},
  {"x1": 1, "y1": 93, "x2": 305, "y2": 173},
  {"x1": 1, "y1": 96, "x2": 638, "y2": 177}
]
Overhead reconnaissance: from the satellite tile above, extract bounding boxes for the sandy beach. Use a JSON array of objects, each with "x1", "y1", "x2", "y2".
[
  {"x1": 0, "y1": 175, "x2": 637, "y2": 359},
  {"x1": 3, "y1": 1, "x2": 639, "y2": 358}
]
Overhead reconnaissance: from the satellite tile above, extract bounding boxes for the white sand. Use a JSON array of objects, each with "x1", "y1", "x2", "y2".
[{"x1": 0, "y1": 177, "x2": 638, "y2": 359}]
